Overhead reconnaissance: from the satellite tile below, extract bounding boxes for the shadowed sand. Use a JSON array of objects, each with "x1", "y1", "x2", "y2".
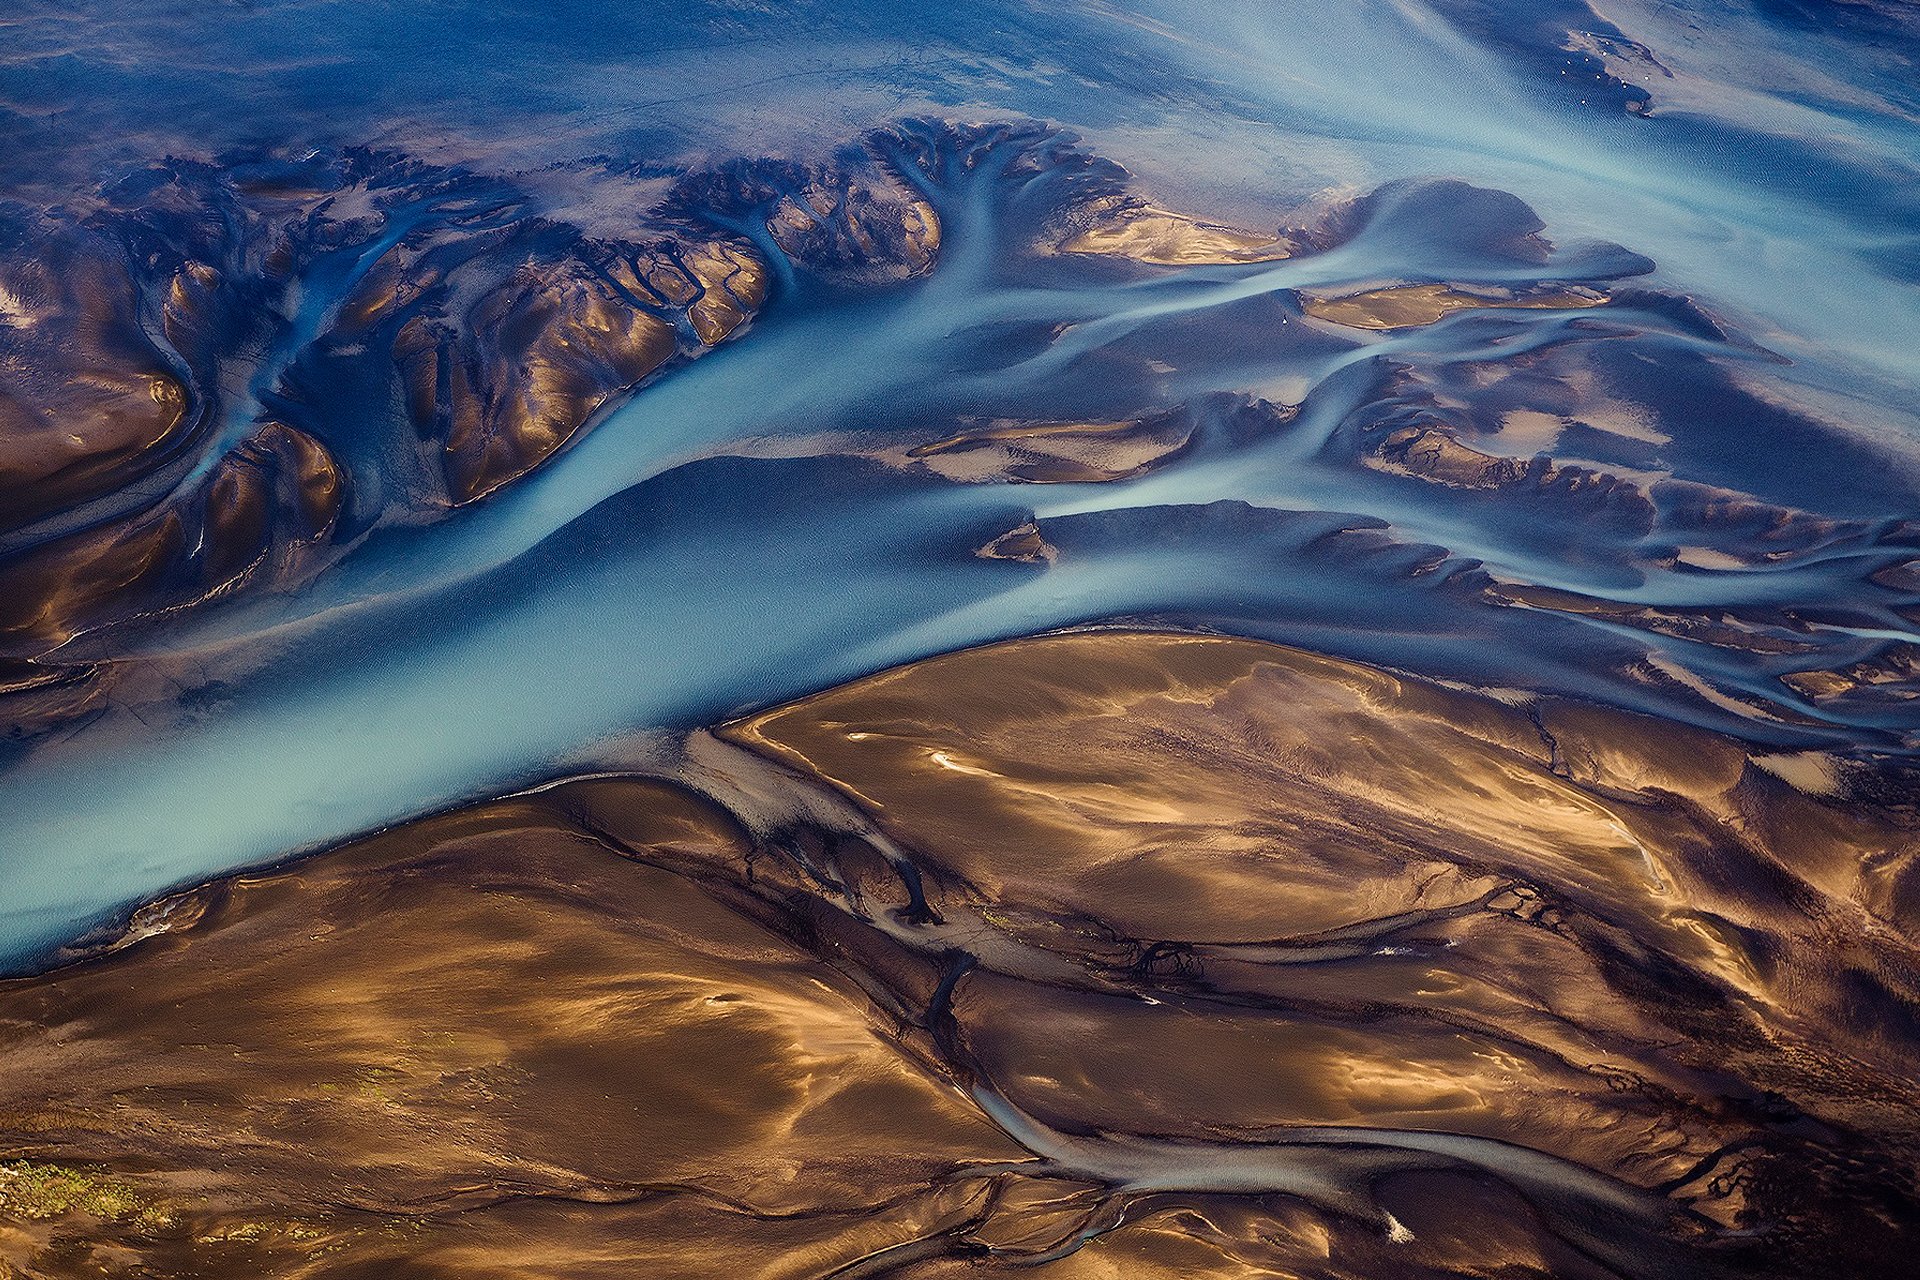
[{"x1": 2, "y1": 631, "x2": 1915, "y2": 1277}]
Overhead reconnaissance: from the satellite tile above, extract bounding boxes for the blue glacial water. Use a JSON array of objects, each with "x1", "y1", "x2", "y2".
[{"x1": 0, "y1": 1, "x2": 1917, "y2": 966}]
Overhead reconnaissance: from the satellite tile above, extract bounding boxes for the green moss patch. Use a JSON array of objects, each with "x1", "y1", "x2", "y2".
[{"x1": 0, "y1": 1160, "x2": 172, "y2": 1229}]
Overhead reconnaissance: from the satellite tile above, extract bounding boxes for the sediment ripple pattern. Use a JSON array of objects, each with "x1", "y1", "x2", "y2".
[{"x1": 1, "y1": 633, "x2": 1914, "y2": 1276}]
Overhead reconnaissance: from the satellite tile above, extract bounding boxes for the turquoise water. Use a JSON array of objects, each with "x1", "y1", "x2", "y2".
[{"x1": 2, "y1": 1, "x2": 1917, "y2": 966}]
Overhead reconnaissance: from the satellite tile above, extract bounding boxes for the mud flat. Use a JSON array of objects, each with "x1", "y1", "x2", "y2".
[{"x1": 2, "y1": 630, "x2": 1914, "y2": 1278}]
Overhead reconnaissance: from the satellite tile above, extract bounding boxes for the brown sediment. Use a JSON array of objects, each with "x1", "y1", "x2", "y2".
[
  {"x1": 0, "y1": 421, "x2": 341, "y2": 655},
  {"x1": 1300, "y1": 283, "x2": 1606, "y2": 330},
  {"x1": 2, "y1": 631, "x2": 1916, "y2": 1277},
  {"x1": 409, "y1": 255, "x2": 681, "y2": 504},
  {"x1": 0, "y1": 243, "x2": 195, "y2": 531},
  {"x1": 0, "y1": 780, "x2": 1022, "y2": 1278},
  {"x1": 725, "y1": 632, "x2": 1920, "y2": 1253},
  {"x1": 726, "y1": 631, "x2": 1918, "y2": 952},
  {"x1": 671, "y1": 145, "x2": 943, "y2": 289},
  {"x1": 974, "y1": 521, "x2": 1055, "y2": 564},
  {"x1": 683, "y1": 241, "x2": 767, "y2": 346},
  {"x1": 1782, "y1": 642, "x2": 1920, "y2": 707},
  {"x1": 902, "y1": 411, "x2": 1194, "y2": 484},
  {"x1": 1653, "y1": 479, "x2": 1899, "y2": 567},
  {"x1": 1484, "y1": 580, "x2": 1822, "y2": 655},
  {"x1": 1055, "y1": 196, "x2": 1289, "y2": 265},
  {"x1": 764, "y1": 174, "x2": 940, "y2": 285},
  {"x1": 1366, "y1": 422, "x2": 1657, "y2": 530},
  {"x1": 8, "y1": 135, "x2": 939, "y2": 547},
  {"x1": 0, "y1": 660, "x2": 110, "y2": 741},
  {"x1": 1870, "y1": 557, "x2": 1920, "y2": 594}
]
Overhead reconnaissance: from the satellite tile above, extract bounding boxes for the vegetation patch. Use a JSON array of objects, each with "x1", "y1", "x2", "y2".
[{"x1": 0, "y1": 1161, "x2": 173, "y2": 1230}]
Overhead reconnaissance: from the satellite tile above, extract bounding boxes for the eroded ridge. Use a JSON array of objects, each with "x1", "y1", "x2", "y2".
[
  {"x1": 5, "y1": 118, "x2": 1912, "y2": 778},
  {"x1": 0, "y1": 122, "x2": 1641, "y2": 662},
  {"x1": 3, "y1": 631, "x2": 1914, "y2": 1277}
]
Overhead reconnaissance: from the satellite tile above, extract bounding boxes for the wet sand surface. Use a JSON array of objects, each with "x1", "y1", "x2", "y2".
[{"x1": 2, "y1": 632, "x2": 1914, "y2": 1276}]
